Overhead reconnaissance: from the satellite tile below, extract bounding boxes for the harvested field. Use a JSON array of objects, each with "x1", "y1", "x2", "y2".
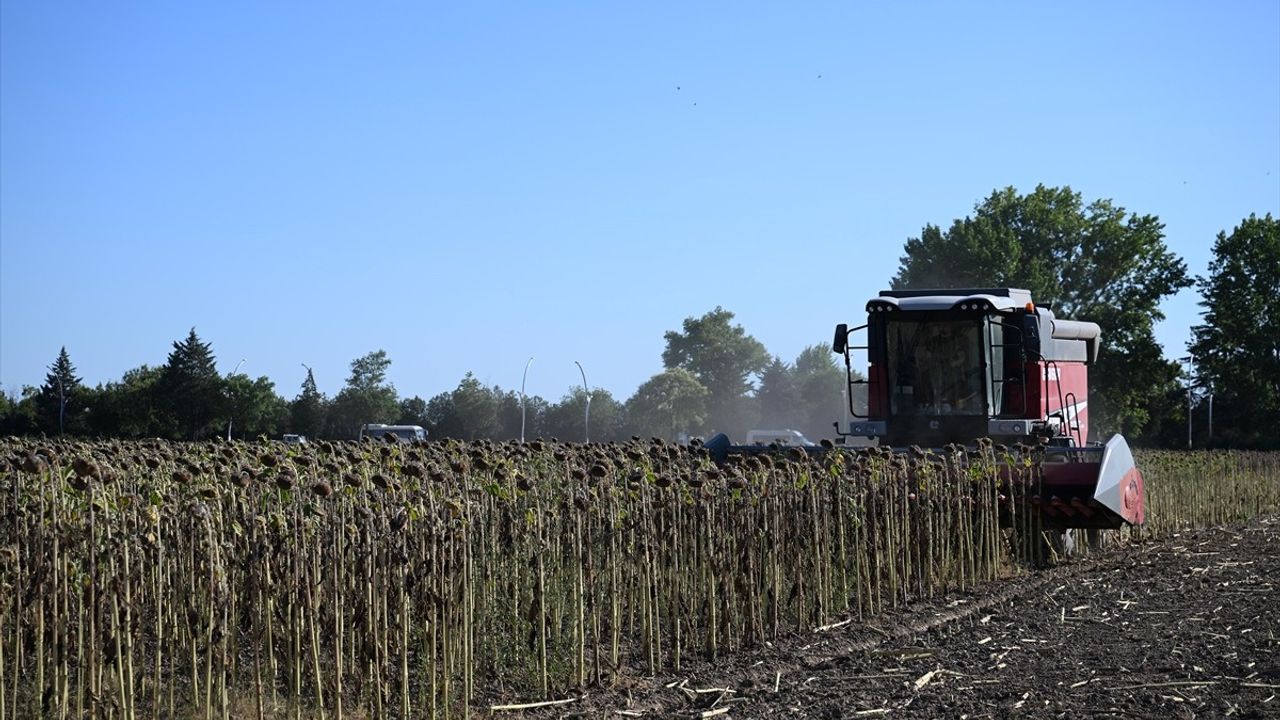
[{"x1": 518, "y1": 518, "x2": 1279, "y2": 719}]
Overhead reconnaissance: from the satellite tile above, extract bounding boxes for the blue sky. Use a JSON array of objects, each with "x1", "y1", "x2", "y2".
[{"x1": 2, "y1": 2, "x2": 1278, "y2": 404}]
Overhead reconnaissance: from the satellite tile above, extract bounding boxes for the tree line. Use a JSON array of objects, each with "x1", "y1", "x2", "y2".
[
  {"x1": 0, "y1": 318, "x2": 843, "y2": 444},
  {"x1": 3, "y1": 186, "x2": 1275, "y2": 448}
]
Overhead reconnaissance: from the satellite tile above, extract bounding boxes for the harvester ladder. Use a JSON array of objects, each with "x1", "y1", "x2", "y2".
[
  {"x1": 1044, "y1": 360, "x2": 1080, "y2": 446},
  {"x1": 1063, "y1": 391, "x2": 1083, "y2": 447}
]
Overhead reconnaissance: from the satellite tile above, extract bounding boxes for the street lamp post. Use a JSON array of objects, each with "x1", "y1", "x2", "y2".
[
  {"x1": 1187, "y1": 385, "x2": 1193, "y2": 449},
  {"x1": 227, "y1": 358, "x2": 246, "y2": 441},
  {"x1": 1207, "y1": 389, "x2": 1213, "y2": 443},
  {"x1": 574, "y1": 361, "x2": 590, "y2": 443},
  {"x1": 520, "y1": 357, "x2": 534, "y2": 443},
  {"x1": 1180, "y1": 355, "x2": 1194, "y2": 449}
]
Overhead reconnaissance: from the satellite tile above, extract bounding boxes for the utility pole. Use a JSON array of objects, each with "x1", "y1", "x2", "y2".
[
  {"x1": 1187, "y1": 386, "x2": 1193, "y2": 449},
  {"x1": 1181, "y1": 355, "x2": 1194, "y2": 449},
  {"x1": 574, "y1": 361, "x2": 590, "y2": 443},
  {"x1": 1207, "y1": 390, "x2": 1213, "y2": 444},
  {"x1": 520, "y1": 357, "x2": 534, "y2": 443},
  {"x1": 227, "y1": 358, "x2": 246, "y2": 441}
]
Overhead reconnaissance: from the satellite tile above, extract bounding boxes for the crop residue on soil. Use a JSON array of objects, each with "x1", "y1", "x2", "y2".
[{"x1": 519, "y1": 518, "x2": 1279, "y2": 719}]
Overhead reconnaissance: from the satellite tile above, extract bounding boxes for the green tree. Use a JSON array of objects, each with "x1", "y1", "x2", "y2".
[
  {"x1": 624, "y1": 368, "x2": 709, "y2": 440},
  {"x1": 328, "y1": 350, "x2": 399, "y2": 438},
  {"x1": 1133, "y1": 383, "x2": 1192, "y2": 448},
  {"x1": 1188, "y1": 213, "x2": 1280, "y2": 449},
  {"x1": 0, "y1": 386, "x2": 12, "y2": 430},
  {"x1": 546, "y1": 387, "x2": 623, "y2": 442},
  {"x1": 0, "y1": 386, "x2": 39, "y2": 435},
  {"x1": 755, "y1": 346, "x2": 853, "y2": 441},
  {"x1": 450, "y1": 373, "x2": 501, "y2": 439},
  {"x1": 420, "y1": 392, "x2": 455, "y2": 437},
  {"x1": 892, "y1": 185, "x2": 1191, "y2": 437},
  {"x1": 289, "y1": 367, "x2": 328, "y2": 439},
  {"x1": 755, "y1": 357, "x2": 801, "y2": 430},
  {"x1": 791, "y1": 345, "x2": 846, "y2": 440},
  {"x1": 496, "y1": 389, "x2": 548, "y2": 441},
  {"x1": 86, "y1": 366, "x2": 165, "y2": 438},
  {"x1": 156, "y1": 329, "x2": 224, "y2": 439},
  {"x1": 36, "y1": 347, "x2": 86, "y2": 435},
  {"x1": 225, "y1": 374, "x2": 288, "y2": 439},
  {"x1": 662, "y1": 307, "x2": 769, "y2": 437},
  {"x1": 420, "y1": 373, "x2": 505, "y2": 440},
  {"x1": 397, "y1": 395, "x2": 430, "y2": 428}
]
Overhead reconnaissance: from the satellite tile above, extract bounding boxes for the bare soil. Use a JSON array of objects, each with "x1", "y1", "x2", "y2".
[{"x1": 506, "y1": 518, "x2": 1280, "y2": 719}]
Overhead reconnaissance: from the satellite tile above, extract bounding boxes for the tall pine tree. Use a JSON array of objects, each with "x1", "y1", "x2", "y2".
[
  {"x1": 157, "y1": 328, "x2": 223, "y2": 439},
  {"x1": 37, "y1": 347, "x2": 83, "y2": 435},
  {"x1": 289, "y1": 366, "x2": 328, "y2": 438},
  {"x1": 755, "y1": 357, "x2": 801, "y2": 430}
]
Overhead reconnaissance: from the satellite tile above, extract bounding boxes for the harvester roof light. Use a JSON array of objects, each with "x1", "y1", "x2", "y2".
[{"x1": 1025, "y1": 302, "x2": 1035, "y2": 313}]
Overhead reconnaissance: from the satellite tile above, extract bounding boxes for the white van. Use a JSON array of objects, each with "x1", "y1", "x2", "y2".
[
  {"x1": 359, "y1": 424, "x2": 427, "y2": 442},
  {"x1": 745, "y1": 429, "x2": 815, "y2": 447}
]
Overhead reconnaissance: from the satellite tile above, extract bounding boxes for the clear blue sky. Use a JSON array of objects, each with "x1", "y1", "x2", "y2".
[{"x1": 3, "y1": 2, "x2": 1278, "y2": 404}]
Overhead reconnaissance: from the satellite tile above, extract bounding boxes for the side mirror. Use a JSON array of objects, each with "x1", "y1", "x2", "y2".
[
  {"x1": 832, "y1": 323, "x2": 848, "y2": 353},
  {"x1": 1021, "y1": 314, "x2": 1040, "y2": 354}
]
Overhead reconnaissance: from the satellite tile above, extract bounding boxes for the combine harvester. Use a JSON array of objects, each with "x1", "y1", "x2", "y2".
[{"x1": 708, "y1": 288, "x2": 1145, "y2": 553}]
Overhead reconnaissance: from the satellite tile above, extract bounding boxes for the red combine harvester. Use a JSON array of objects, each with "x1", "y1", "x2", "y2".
[
  {"x1": 705, "y1": 287, "x2": 1145, "y2": 537},
  {"x1": 829, "y1": 288, "x2": 1145, "y2": 531}
]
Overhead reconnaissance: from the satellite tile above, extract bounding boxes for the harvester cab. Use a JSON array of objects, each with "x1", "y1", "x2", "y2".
[{"x1": 831, "y1": 288, "x2": 1144, "y2": 530}]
